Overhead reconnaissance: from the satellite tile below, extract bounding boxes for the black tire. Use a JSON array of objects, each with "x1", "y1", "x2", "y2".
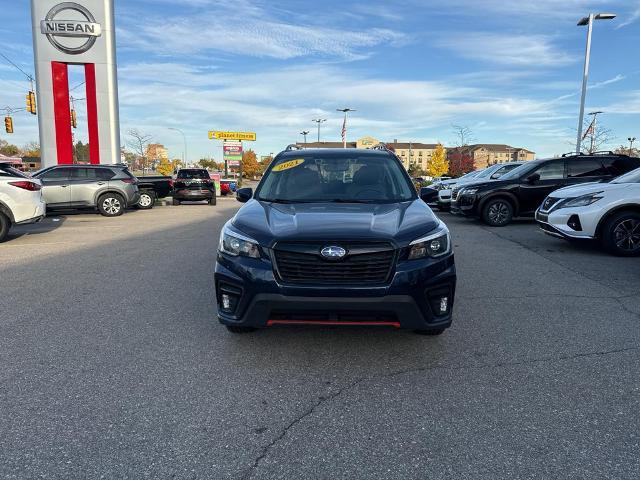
[
  {"x1": 97, "y1": 192, "x2": 125, "y2": 217},
  {"x1": 602, "y1": 211, "x2": 640, "y2": 256},
  {"x1": 172, "y1": 198, "x2": 181, "y2": 206},
  {"x1": 414, "y1": 328, "x2": 446, "y2": 336},
  {"x1": 209, "y1": 194, "x2": 217, "y2": 206},
  {"x1": 137, "y1": 191, "x2": 155, "y2": 210},
  {"x1": 226, "y1": 325, "x2": 257, "y2": 334},
  {"x1": 0, "y1": 212, "x2": 10, "y2": 242},
  {"x1": 482, "y1": 198, "x2": 513, "y2": 227}
]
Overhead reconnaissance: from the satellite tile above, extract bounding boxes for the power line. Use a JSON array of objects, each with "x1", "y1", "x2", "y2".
[{"x1": 0, "y1": 52, "x2": 34, "y2": 82}]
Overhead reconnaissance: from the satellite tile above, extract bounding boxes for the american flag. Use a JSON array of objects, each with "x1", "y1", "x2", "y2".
[
  {"x1": 341, "y1": 116, "x2": 346, "y2": 144},
  {"x1": 582, "y1": 119, "x2": 595, "y2": 140}
]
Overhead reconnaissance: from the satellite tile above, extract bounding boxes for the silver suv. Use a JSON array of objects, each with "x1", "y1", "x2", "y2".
[{"x1": 33, "y1": 165, "x2": 140, "y2": 217}]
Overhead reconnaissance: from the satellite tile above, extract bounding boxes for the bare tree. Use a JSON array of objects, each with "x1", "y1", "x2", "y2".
[
  {"x1": 451, "y1": 125, "x2": 475, "y2": 147},
  {"x1": 127, "y1": 129, "x2": 153, "y2": 174}
]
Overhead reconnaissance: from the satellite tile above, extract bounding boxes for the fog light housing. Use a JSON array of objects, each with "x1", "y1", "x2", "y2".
[
  {"x1": 427, "y1": 286, "x2": 452, "y2": 317},
  {"x1": 567, "y1": 214, "x2": 582, "y2": 231},
  {"x1": 217, "y1": 283, "x2": 242, "y2": 314}
]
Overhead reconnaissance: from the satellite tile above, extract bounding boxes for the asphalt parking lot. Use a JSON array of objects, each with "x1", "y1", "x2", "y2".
[{"x1": 1, "y1": 201, "x2": 639, "y2": 479}]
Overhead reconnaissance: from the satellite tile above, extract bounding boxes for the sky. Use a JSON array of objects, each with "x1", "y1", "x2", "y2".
[{"x1": 1, "y1": 0, "x2": 640, "y2": 161}]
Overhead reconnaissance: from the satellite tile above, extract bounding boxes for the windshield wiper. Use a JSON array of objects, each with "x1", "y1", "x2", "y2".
[{"x1": 327, "y1": 199, "x2": 376, "y2": 203}]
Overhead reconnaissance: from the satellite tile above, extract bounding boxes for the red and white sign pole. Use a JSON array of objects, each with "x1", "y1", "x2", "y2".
[{"x1": 31, "y1": 0, "x2": 121, "y2": 167}]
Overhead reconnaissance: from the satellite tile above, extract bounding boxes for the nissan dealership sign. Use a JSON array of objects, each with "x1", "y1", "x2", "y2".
[
  {"x1": 40, "y1": 2, "x2": 102, "y2": 54},
  {"x1": 31, "y1": 0, "x2": 120, "y2": 168}
]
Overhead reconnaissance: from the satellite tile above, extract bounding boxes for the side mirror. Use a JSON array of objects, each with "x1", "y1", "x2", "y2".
[
  {"x1": 420, "y1": 186, "x2": 437, "y2": 203},
  {"x1": 526, "y1": 173, "x2": 540, "y2": 184},
  {"x1": 490, "y1": 173, "x2": 501, "y2": 179},
  {"x1": 236, "y1": 187, "x2": 253, "y2": 203}
]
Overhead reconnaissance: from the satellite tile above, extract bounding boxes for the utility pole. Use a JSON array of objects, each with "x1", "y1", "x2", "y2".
[
  {"x1": 337, "y1": 108, "x2": 355, "y2": 148},
  {"x1": 312, "y1": 118, "x2": 326, "y2": 142},
  {"x1": 628, "y1": 137, "x2": 636, "y2": 156},
  {"x1": 575, "y1": 12, "x2": 616, "y2": 154},
  {"x1": 300, "y1": 130, "x2": 309, "y2": 145}
]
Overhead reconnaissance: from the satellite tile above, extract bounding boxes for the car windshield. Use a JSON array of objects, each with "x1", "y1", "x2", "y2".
[
  {"x1": 611, "y1": 167, "x2": 640, "y2": 184},
  {"x1": 497, "y1": 161, "x2": 541, "y2": 180},
  {"x1": 178, "y1": 169, "x2": 209, "y2": 179},
  {"x1": 256, "y1": 154, "x2": 416, "y2": 203}
]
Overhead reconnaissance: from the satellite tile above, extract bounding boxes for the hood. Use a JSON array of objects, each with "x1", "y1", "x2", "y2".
[
  {"x1": 551, "y1": 181, "x2": 631, "y2": 198},
  {"x1": 231, "y1": 199, "x2": 440, "y2": 247}
]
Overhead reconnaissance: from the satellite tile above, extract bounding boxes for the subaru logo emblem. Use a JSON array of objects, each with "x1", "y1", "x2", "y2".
[{"x1": 321, "y1": 246, "x2": 346, "y2": 259}]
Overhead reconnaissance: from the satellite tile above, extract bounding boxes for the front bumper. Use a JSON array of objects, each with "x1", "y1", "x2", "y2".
[
  {"x1": 535, "y1": 207, "x2": 598, "y2": 240},
  {"x1": 450, "y1": 194, "x2": 476, "y2": 216},
  {"x1": 214, "y1": 252, "x2": 456, "y2": 331}
]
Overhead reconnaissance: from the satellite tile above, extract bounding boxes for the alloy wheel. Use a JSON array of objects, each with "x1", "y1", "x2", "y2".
[
  {"x1": 488, "y1": 202, "x2": 510, "y2": 225},
  {"x1": 614, "y1": 218, "x2": 640, "y2": 252},
  {"x1": 103, "y1": 197, "x2": 121, "y2": 215},
  {"x1": 139, "y1": 193, "x2": 152, "y2": 207}
]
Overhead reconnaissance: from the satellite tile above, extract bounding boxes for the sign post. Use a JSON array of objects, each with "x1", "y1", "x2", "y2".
[
  {"x1": 31, "y1": 0, "x2": 120, "y2": 167},
  {"x1": 209, "y1": 131, "x2": 256, "y2": 187}
]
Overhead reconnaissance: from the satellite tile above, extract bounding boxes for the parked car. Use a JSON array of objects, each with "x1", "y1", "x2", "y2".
[
  {"x1": 215, "y1": 147, "x2": 456, "y2": 335},
  {"x1": 536, "y1": 167, "x2": 640, "y2": 256},
  {"x1": 220, "y1": 178, "x2": 237, "y2": 196},
  {"x1": 173, "y1": 168, "x2": 216, "y2": 205},
  {"x1": 33, "y1": 164, "x2": 140, "y2": 217},
  {"x1": 421, "y1": 170, "x2": 481, "y2": 208},
  {"x1": 436, "y1": 163, "x2": 523, "y2": 210},
  {"x1": 135, "y1": 175, "x2": 174, "y2": 209},
  {"x1": 450, "y1": 152, "x2": 640, "y2": 227},
  {"x1": 0, "y1": 162, "x2": 46, "y2": 242}
]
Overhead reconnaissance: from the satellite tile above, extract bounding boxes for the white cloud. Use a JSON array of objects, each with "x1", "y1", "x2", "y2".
[
  {"x1": 117, "y1": 2, "x2": 406, "y2": 61},
  {"x1": 438, "y1": 33, "x2": 575, "y2": 67},
  {"x1": 616, "y1": 5, "x2": 640, "y2": 28}
]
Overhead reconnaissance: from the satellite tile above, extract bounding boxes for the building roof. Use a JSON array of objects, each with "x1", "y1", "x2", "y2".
[
  {"x1": 295, "y1": 142, "x2": 357, "y2": 148},
  {"x1": 450, "y1": 144, "x2": 534, "y2": 154},
  {"x1": 387, "y1": 142, "x2": 440, "y2": 150}
]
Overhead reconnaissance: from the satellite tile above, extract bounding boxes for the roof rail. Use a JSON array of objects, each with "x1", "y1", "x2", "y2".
[
  {"x1": 285, "y1": 144, "x2": 304, "y2": 151},
  {"x1": 590, "y1": 150, "x2": 617, "y2": 156},
  {"x1": 561, "y1": 152, "x2": 582, "y2": 157}
]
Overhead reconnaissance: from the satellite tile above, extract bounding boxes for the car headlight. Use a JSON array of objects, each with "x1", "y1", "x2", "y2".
[
  {"x1": 560, "y1": 192, "x2": 604, "y2": 208},
  {"x1": 219, "y1": 224, "x2": 261, "y2": 258},
  {"x1": 461, "y1": 187, "x2": 479, "y2": 195},
  {"x1": 408, "y1": 223, "x2": 451, "y2": 259}
]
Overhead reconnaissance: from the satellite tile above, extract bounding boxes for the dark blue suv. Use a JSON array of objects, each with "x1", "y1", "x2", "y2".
[{"x1": 214, "y1": 147, "x2": 456, "y2": 335}]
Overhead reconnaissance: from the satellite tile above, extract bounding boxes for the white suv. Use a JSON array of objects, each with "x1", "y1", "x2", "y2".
[
  {"x1": 536, "y1": 167, "x2": 640, "y2": 256},
  {"x1": 0, "y1": 162, "x2": 46, "y2": 242}
]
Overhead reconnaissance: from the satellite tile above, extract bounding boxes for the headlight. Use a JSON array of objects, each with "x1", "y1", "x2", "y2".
[
  {"x1": 560, "y1": 192, "x2": 604, "y2": 208},
  {"x1": 219, "y1": 224, "x2": 261, "y2": 258},
  {"x1": 408, "y1": 223, "x2": 451, "y2": 259},
  {"x1": 461, "y1": 187, "x2": 479, "y2": 195}
]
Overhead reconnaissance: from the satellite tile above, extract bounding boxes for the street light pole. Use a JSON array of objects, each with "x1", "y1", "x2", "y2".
[
  {"x1": 337, "y1": 108, "x2": 356, "y2": 148},
  {"x1": 312, "y1": 118, "x2": 326, "y2": 142},
  {"x1": 629, "y1": 137, "x2": 637, "y2": 156},
  {"x1": 575, "y1": 12, "x2": 616, "y2": 154},
  {"x1": 300, "y1": 130, "x2": 309, "y2": 145},
  {"x1": 168, "y1": 127, "x2": 188, "y2": 168}
]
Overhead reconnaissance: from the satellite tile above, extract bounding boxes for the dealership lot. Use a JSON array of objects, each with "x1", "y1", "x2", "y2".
[{"x1": 1, "y1": 204, "x2": 639, "y2": 479}]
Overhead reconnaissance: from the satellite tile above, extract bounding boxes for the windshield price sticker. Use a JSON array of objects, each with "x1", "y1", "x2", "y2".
[{"x1": 272, "y1": 159, "x2": 305, "y2": 172}]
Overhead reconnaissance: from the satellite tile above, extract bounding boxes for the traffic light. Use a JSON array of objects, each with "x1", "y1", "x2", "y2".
[
  {"x1": 4, "y1": 116, "x2": 13, "y2": 134},
  {"x1": 71, "y1": 109, "x2": 77, "y2": 129},
  {"x1": 26, "y1": 91, "x2": 37, "y2": 115}
]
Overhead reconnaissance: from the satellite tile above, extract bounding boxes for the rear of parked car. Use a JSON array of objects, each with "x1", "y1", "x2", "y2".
[
  {"x1": 173, "y1": 169, "x2": 216, "y2": 205},
  {"x1": 33, "y1": 165, "x2": 140, "y2": 217},
  {"x1": 0, "y1": 163, "x2": 46, "y2": 241}
]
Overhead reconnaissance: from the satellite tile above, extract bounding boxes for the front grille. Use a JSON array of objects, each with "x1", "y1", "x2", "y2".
[
  {"x1": 541, "y1": 197, "x2": 561, "y2": 212},
  {"x1": 451, "y1": 188, "x2": 460, "y2": 200},
  {"x1": 273, "y1": 242, "x2": 395, "y2": 285}
]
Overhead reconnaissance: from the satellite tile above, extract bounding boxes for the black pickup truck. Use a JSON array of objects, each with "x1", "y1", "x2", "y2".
[{"x1": 135, "y1": 176, "x2": 174, "y2": 209}]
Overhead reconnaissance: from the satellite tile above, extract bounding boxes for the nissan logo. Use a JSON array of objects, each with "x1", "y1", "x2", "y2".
[
  {"x1": 321, "y1": 246, "x2": 347, "y2": 259},
  {"x1": 40, "y1": 2, "x2": 102, "y2": 55}
]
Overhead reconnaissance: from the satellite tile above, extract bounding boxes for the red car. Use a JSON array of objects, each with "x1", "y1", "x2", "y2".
[{"x1": 220, "y1": 179, "x2": 237, "y2": 196}]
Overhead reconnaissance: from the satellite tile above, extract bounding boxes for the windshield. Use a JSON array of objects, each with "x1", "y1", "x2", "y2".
[
  {"x1": 256, "y1": 154, "x2": 416, "y2": 203},
  {"x1": 611, "y1": 167, "x2": 640, "y2": 184},
  {"x1": 178, "y1": 169, "x2": 209, "y2": 179},
  {"x1": 497, "y1": 161, "x2": 540, "y2": 180}
]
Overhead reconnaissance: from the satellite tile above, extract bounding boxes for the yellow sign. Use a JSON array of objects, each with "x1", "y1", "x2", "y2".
[
  {"x1": 272, "y1": 159, "x2": 304, "y2": 172},
  {"x1": 208, "y1": 131, "x2": 257, "y2": 141}
]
